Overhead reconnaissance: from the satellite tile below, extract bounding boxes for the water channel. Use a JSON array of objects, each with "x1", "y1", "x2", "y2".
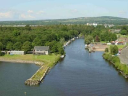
[{"x1": 1, "y1": 39, "x2": 128, "y2": 96}]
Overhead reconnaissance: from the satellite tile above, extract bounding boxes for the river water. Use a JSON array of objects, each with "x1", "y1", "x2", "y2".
[{"x1": 1, "y1": 39, "x2": 128, "y2": 96}]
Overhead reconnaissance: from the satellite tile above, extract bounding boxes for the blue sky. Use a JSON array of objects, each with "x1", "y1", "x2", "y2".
[{"x1": 0, "y1": 0, "x2": 128, "y2": 21}]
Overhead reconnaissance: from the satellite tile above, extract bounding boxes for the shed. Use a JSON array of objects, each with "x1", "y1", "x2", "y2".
[
  {"x1": 9, "y1": 51, "x2": 24, "y2": 55},
  {"x1": 34, "y1": 46, "x2": 49, "y2": 55}
]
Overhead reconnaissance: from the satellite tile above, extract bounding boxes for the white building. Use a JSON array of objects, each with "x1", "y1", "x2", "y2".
[
  {"x1": 9, "y1": 51, "x2": 24, "y2": 55},
  {"x1": 34, "y1": 46, "x2": 49, "y2": 55}
]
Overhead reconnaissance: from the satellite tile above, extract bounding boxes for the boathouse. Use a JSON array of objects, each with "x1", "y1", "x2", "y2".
[{"x1": 33, "y1": 46, "x2": 49, "y2": 55}]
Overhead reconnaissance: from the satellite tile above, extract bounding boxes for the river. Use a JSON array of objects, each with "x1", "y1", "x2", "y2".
[{"x1": 1, "y1": 39, "x2": 128, "y2": 96}]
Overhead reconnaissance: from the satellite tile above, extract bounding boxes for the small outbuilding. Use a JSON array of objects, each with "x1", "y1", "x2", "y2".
[
  {"x1": 9, "y1": 51, "x2": 25, "y2": 55},
  {"x1": 33, "y1": 46, "x2": 49, "y2": 55}
]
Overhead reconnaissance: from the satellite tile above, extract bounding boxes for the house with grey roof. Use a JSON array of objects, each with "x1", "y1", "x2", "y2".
[{"x1": 33, "y1": 46, "x2": 49, "y2": 55}]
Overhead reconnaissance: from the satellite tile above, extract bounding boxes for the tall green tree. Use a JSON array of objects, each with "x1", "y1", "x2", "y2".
[
  {"x1": 85, "y1": 35, "x2": 93, "y2": 45},
  {"x1": 22, "y1": 41, "x2": 32, "y2": 53},
  {"x1": 0, "y1": 42, "x2": 3, "y2": 50},
  {"x1": 13, "y1": 42, "x2": 22, "y2": 50},
  {"x1": 6, "y1": 42, "x2": 13, "y2": 50}
]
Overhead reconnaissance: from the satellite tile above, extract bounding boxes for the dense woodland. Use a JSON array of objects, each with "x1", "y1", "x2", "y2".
[
  {"x1": 120, "y1": 26, "x2": 128, "y2": 35},
  {"x1": 0, "y1": 24, "x2": 118, "y2": 55},
  {"x1": 84, "y1": 25, "x2": 117, "y2": 44}
]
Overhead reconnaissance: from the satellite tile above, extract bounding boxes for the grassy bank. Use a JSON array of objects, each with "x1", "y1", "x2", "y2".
[
  {"x1": 31, "y1": 53, "x2": 61, "y2": 81},
  {"x1": 117, "y1": 45, "x2": 125, "y2": 49},
  {"x1": 103, "y1": 53, "x2": 128, "y2": 75},
  {"x1": 0, "y1": 54, "x2": 60, "y2": 65},
  {"x1": 0, "y1": 54, "x2": 61, "y2": 84}
]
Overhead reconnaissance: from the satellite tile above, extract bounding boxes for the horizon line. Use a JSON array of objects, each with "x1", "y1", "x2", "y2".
[{"x1": 0, "y1": 16, "x2": 127, "y2": 22}]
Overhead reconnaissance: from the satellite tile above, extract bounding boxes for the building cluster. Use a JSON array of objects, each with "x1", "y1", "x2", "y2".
[
  {"x1": 4, "y1": 46, "x2": 49, "y2": 55},
  {"x1": 86, "y1": 23, "x2": 116, "y2": 28},
  {"x1": 110, "y1": 41, "x2": 126, "y2": 45},
  {"x1": 87, "y1": 23, "x2": 98, "y2": 27}
]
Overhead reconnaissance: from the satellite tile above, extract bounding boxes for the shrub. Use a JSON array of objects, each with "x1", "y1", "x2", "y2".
[
  {"x1": 105, "y1": 48, "x2": 109, "y2": 52},
  {"x1": 0, "y1": 51, "x2": 5, "y2": 56},
  {"x1": 114, "y1": 62, "x2": 120, "y2": 68},
  {"x1": 111, "y1": 56, "x2": 120, "y2": 64}
]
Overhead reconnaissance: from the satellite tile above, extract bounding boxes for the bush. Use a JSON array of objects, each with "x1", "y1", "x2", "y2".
[
  {"x1": 124, "y1": 66, "x2": 128, "y2": 75},
  {"x1": 103, "y1": 53, "x2": 112, "y2": 61},
  {"x1": 103, "y1": 50, "x2": 128, "y2": 76},
  {"x1": 111, "y1": 56, "x2": 120, "y2": 63},
  {"x1": 0, "y1": 51, "x2": 5, "y2": 56},
  {"x1": 114, "y1": 62, "x2": 120, "y2": 68},
  {"x1": 105, "y1": 48, "x2": 109, "y2": 52},
  {"x1": 107, "y1": 54, "x2": 112, "y2": 61},
  {"x1": 110, "y1": 45, "x2": 118, "y2": 55}
]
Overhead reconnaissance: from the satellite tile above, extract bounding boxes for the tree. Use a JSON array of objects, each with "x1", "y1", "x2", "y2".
[
  {"x1": 13, "y1": 30, "x2": 20, "y2": 36},
  {"x1": 110, "y1": 45, "x2": 118, "y2": 55},
  {"x1": 22, "y1": 41, "x2": 32, "y2": 53},
  {"x1": 25, "y1": 25, "x2": 31, "y2": 31},
  {"x1": 0, "y1": 42, "x2": 3, "y2": 50},
  {"x1": 105, "y1": 48, "x2": 109, "y2": 52},
  {"x1": 13, "y1": 42, "x2": 22, "y2": 50},
  {"x1": 85, "y1": 35, "x2": 93, "y2": 45},
  {"x1": 32, "y1": 37, "x2": 43, "y2": 47},
  {"x1": 59, "y1": 38, "x2": 65, "y2": 44},
  {"x1": 120, "y1": 30, "x2": 127, "y2": 35},
  {"x1": 113, "y1": 45, "x2": 118, "y2": 55},
  {"x1": 95, "y1": 35, "x2": 100, "y2": 42},
  {"x1": 6, "y1": 42, "x2": 13, "y2": 50}
]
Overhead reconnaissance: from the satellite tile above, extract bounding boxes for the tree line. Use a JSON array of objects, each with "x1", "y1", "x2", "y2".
[
  {"x1": 0, "y1": 24, "x2": 83, "y2": 54},
  {"x1": 0, "y1": 24, "x2": 118, "y2": 55}
]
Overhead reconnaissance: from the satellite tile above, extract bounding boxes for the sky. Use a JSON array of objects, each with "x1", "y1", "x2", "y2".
[{"x1": 0, "y1": 0, "x2": 128, "y2": 21}]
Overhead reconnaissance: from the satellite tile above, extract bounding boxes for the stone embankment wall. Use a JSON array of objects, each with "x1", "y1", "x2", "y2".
[
  {"x1": 25, "y1": 66, "x2": 49, "y2": 86},
  {"x1": 25, "y1": 79, "x2": 39, "y2": 86}
]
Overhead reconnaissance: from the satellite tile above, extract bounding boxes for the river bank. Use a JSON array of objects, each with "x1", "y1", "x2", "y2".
[
  {"x1": 103, "y1": 52, "x2": 128, "y2": 79},
  {"x1": 0, "y1": 54, "x2": 61, "y2": 86},
  {"x1": 85, "y1": 43, "x2": 108, "y2": 52},
  {"x1": 0, "y1": 58, "x2": 44, "y2": 66}
]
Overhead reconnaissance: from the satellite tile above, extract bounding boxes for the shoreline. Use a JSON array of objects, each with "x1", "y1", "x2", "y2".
[
  {"x1": 102, "y1": 53, "x2": 128, "y2": 79},
  {"x1": 0, "y1": 59, "x2": 44, "y2": 66},
  {"x1": 0, "y1": 54, "x2": 60, "y2": 86}
]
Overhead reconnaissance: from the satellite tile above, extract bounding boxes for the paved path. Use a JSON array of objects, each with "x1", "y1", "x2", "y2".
[{"x1": 119, "y1": 46, "x2": 128, "y2": 64}]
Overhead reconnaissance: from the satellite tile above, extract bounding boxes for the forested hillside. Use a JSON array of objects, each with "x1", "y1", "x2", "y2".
[{"x1": 0, "y1": 16, "x2": 128, "y2": 25}]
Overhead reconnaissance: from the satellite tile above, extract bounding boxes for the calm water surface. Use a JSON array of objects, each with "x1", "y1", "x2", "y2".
[{"x1": 1, "y1": 39, "x2": 128, "y2": 96}]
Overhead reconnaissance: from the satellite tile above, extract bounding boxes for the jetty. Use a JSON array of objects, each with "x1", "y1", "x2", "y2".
[
  {"x1": 23, "y1": 54, "x2": 61, "y2": 86},
  {"x1": 25, "y1": 66, "x2": 49, "y2": 86}
]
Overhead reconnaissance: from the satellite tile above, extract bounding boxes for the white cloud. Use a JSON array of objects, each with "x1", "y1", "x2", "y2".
[
  {"x1": 28, "y1": 10, "x2": 33, "y2": 13},
  {"x1": 37, "y1": 10, "x2": 45, "y2": 14},
  {"x1": 20, "y1": 14, "x2": 35, "y2": 19},
  {"x1": 119, "y1": 11, "x2": 126, "y2": 15},
  {"x1": 70, "y1": 9, "x2": 79, "y2": 13},
  {"x1": 0, "y1": 11, "x2": 13, "y2": 18}
]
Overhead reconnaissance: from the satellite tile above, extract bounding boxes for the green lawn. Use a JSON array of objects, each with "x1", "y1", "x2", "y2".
[
  {"x1": 117, "y1": 45, "x2": 125, "y2": 49},
  {"x1": 0, "y1": 54, "x2": 60, "y2": 65},
  {"x1": 117, "y1": 34, "x2": 128, "y2": 38}
]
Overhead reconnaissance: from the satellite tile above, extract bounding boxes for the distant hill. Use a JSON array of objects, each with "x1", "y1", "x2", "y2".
[{"x1": 0, "y1": 16, "x2": 128, "y2": 25}]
